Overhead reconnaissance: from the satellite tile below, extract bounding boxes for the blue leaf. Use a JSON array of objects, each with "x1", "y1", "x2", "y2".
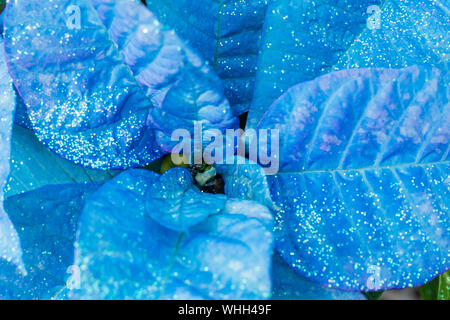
[
  {"x1": 258, "y1": 66, "x2": 449, "y2": 291},
  {"x1": 0, "y1": 9, "x2": 3, "y2": 35},
  {"x1": 4, "y1": 125, "x2": 118, "y2": 198},
  {"x1": 4, "y1": 0, "x2": 237, "y2": 169},
  {"x1": 272, "y1": 254, "x2": 366, "y2": 300},
  {"x1": 72, "y1": 168, "x2": 273, "y2": 299},
  {"x1": 0, "y1": 183, "x2": 99, "y2": 299},
  {"x1": 215, "y1": 157, "x2": 366, "y2": 299},
  {"x1": 13, "y1": 88, "x2": 33, "y2": 130},
  {"x1": 215, "y1": 156, "x2": 274, "y2": 210},
  {"x1": 247, "y1": 0, "x2": 449, "y2": 128},
  {"x1": 145, "y1": 167, "x2": 227, "y2": 232},
  {"x1": 146, "y1": 0, "x2": 269, "y2": 116},
  {"x1": 0, "y1": 39, "x2": 23, "y2": 273}
]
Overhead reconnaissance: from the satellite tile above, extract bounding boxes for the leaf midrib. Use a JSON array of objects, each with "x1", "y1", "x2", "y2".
[{"x1": 277, "y1": 160, "x2": 449, "y2": 175}]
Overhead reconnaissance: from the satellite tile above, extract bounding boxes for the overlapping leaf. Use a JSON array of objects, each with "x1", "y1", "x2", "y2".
[
  {"x1": 248, "y1": 0, "x2": 450, "y2": 128},
  {"x1": 13, "y1": 89, "x2": 32, "y2": 130},
  {"x1": 4, "y1": 125, "x2": 117, "y2": 198},
  {"x1": 271, "y1": 254, "x2": 366, "y2": 300},
  {"x1": 0, "y1": 9, "x2": 4, "y2": 35},
  {"x1": 216, "y1": 158, "x2": 370, "y2": 299},
  {"x1": 258, "y1": 65, "x2": 449, "y2": 291},
  {"x1": 72, "y1": 168, "x2": 273, "y2": 299},
  {"x1": 4, "y1": 0, "x2": 237, "y2": 169},
  {"x1": 216, "y1": 156, "x2": 274, "y2": 210},
  {"x1": 0, "y1": 183, "x2": 99, "y2": 299},
  {"x1": 1, "y1": 0, "x2": 448, "y2": 300},
  {"x1": 147, "y1": 0, "x2": 269, "y2": 115},
  {"x1": 420, "y1": 270, "x2": 450, "y2": 300},
  {"x1": 436, "y1": 271, "x2": 450, "y2": 300},
  {"x1": 0, "y1": 40, "x2": 23, "y2": 273}
]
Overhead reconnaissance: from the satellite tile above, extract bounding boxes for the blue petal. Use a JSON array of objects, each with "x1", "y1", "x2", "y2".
[
  {"x1": 258, "y1": 66, "x2": 449, "y2": 291},
  {"x1": 73, "y1": 168, "x2": 273, "y2": 299},
  {"x1": 247, "y1": 0, "x2": 449, "y2": 128},
  {"x1": 4, "y1": 125, "x2": 118, "y2": 198},
  {"x1": 0, "y1": 39, "x2": 23, "y2": 273},
  {"x1": 0, "y1": 183, "x2": 99, "y2": 299},
  {"x1": 4, "y1": 0, "x2": 237, "y2": 169},
  {"x1": 146, "y1": 0, "x2": 269, "y2": 115},
  {"x1": 272, "y1": 254, "x2": 366, "y2": 300}
]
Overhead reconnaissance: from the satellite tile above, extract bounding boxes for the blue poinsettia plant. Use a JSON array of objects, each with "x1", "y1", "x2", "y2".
[{"x1": 0, "y1": 0, "x2": 448, "y2": 300}]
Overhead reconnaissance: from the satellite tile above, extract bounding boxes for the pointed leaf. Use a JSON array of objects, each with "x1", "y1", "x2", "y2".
[
  {"x1": 248, "y1": 0, "x2": 449, "y2": 128},
  {"x1": 0, "y1": 39, "x2": 23, "y2": 273},
  {"x1": 4, "y1": 125, "x2": 118, "y2": 198},
  {"x1": 258, "y1": 66, "x2": 449, "y2": 291},
  {"x1": 0, "y1": 183, "x2": 99, "y2": 299},
  {"x1": 437, "y1": 271, "x2": 450, "y2": 300},
  {"x1": 13, "y1": 88, "x2": 33, "y2": 130},
  {"x1": 72, "y1": 168, "x2": 273, "y2": 299},
  {"x1": 146, "y1": 167, "x2": 227, "y2": 231},
  {"x1": 146, "y1": 0, "x2": 269, "y2": 115}
]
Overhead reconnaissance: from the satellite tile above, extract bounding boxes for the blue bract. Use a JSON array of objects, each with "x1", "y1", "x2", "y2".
[
  {"x1": 144, "y1": 167, "x2": 227, "y2": 232},
  {"x1": 3, "y1": 0, "x2": 237, "y2": 169},
  {"x1": 0, "y1": 183, "x2": 99, "y2": 299},
  {"x1": 216, "y1": 156, "x2": 274, "y2": 210},
  {"x1": 4, "y1": 125, "x2": 117, "y2": 198},
  {"x1": 12, "y1": 88, "x2": 32, "y2": 130},
  {"x1": 258, "y1": 65, "x2": 449, "y2": 291},
  {"x1": 0, "y1": 40, "x2": 23, "y2": 274},
  {"x1": 247, "y1": 0, "x2": 450, "y2": 128},
  {"x1": 72, "y1": 168, "x2": 273, "y2": 299},
  {"x1": 1, "y1": 0, "x2": 448, "y2": 300},
  {"x1": 0, "y1": 10, "x2": 3, "y2": 35},
  {"x1": 147, "y1": 0, "x2": 269, "y2": 116},
  {"x1": 272, "y1": 254, "x2": 366, "y2": 300}
]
